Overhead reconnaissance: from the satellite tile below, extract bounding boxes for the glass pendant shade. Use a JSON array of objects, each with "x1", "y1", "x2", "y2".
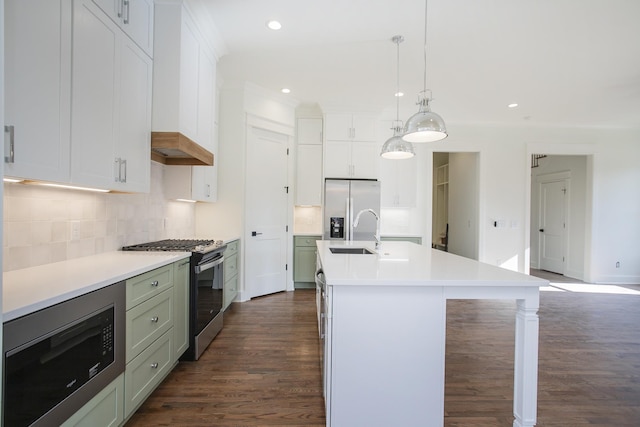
[{"x1": 402, "y1": 97, "x2": 447, "y2": 143}]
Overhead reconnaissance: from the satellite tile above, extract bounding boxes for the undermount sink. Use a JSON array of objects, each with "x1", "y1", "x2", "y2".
[{"x1": 329, "y1": 247, "x2": 376, "y2": 255}]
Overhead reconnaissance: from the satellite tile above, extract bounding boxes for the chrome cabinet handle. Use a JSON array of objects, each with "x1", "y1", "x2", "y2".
[
  {"x1": 121, "y1": 158, "x2": 127, "y2": 183},
  {"x1": 123, "y1": 0, "x2": 130, "y2": 24},
  {"x1": 117, "y1": 0, "x2": 123, "y2": 17},
  {"x1": 150, "y1": 316, "x2": 159, "y2": 323},
  {"x1": 5, "y1": 125, "x2": 15, "y2": 163},
  {"x1": 150, "y1": 362, "x2": 158, "y2": 369},
  {"x1": 150, "y1": 280, "x2": 159, "y2": 287}
]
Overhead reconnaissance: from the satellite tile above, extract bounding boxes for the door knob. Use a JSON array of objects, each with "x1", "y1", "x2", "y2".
[
  {"x1": 251, "y1": 231, "x2": 263, "y2": 236},
  {"x1": 539, "y1": 229, "x2": 544, "y2": 232}
]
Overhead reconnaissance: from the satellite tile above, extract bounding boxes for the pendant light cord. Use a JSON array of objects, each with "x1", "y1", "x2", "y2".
[
  {"x1": 423, "y1": 0, "x2": 428, "y2": 94},
  {"x1": 396, "y1": 36, "x2": 401, "y2": 123}
]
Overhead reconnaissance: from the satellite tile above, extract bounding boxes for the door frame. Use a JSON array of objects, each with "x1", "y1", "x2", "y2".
[
  {"x1": 242, "y1": 115, "x2": 295, "y2": 300},
  {"x1": 524, "y1": 143, "x2": 595, "y2": 281}
]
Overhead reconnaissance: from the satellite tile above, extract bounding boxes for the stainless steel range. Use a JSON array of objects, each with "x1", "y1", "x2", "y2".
[{"x1": 122, "y1": 239, "x2": 227, "y2": 360}]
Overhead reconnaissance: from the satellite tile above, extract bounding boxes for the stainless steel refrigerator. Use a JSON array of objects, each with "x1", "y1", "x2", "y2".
[{"x1": 323, "y1": 179, "x2": 381, "y2": 241}]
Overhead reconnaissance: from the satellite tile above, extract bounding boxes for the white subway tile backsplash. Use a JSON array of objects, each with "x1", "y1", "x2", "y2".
[{"x1": 3, "y1": 162, "x2": 197, "y2": 272}]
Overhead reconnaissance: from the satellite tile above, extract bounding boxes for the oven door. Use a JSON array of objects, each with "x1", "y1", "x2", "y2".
[{"x1": 194, "y1": 255, "x2": 224, "y2": 335}]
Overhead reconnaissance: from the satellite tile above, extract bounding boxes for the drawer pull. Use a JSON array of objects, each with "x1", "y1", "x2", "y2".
[
  {"x1": 150, "y1": 362, "x2": 158, "y2": 369},
  {"x1": 150, "y1": 280, "x2": 159, "y2": 287},
  {"x1": 150, "y1": 316, "x2": 159, "y2": 323}
]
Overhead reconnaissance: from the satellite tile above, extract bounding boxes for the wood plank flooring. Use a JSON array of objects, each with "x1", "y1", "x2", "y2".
[{"x1": 127, "y1": 280, "x2": 640, "y2": 426}]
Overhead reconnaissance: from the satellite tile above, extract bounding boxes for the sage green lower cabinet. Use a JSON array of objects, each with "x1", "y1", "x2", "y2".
[
  {"x1": 60, "y1": 374, "x2": 125, "y2": 427},
  {"x1": 381, "y1": 236, "x2": 422, "y2": 244},
  {"x1": 173, "y1": 258, "x2": 190, "y2": 361},
  {"x1": 62, "y1": 259, "x2": 190, "y2": 425},
  {"x1": 294, "y1": 235, "x2": 322, "y2": 289},
  {"x1": 223, "y1": 239, "x2": 240, "y2": 310}
]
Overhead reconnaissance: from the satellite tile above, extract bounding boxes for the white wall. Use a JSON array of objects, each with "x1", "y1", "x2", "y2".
[
  {"x1": 530, "y1": 155, "x2": 587, "y2": 280},
  {"x1": 3, "y1": 162, "x2": 196, "y2": 271},
  {"x1": 448, "y1": 152, "x2": 479, "y2": 260}
]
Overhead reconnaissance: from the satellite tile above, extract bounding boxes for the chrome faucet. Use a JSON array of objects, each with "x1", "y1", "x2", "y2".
[{"x1": 353, "y1": 209, "x2": 380, "y2": 248}]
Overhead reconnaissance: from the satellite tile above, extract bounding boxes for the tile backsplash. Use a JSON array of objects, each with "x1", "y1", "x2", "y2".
[{"x1": 3, "y1": 162, "x2": 196, "y2": 272}]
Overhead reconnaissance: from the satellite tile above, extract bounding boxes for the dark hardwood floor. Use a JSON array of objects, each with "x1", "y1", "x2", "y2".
[{"x1": 127, "y1": 280, "x2": 640, "y2": 426}]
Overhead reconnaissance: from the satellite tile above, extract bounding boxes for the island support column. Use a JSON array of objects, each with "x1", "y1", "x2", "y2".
[{"x1": 513, "y1": 293, "x2": 540, "y2": 427}]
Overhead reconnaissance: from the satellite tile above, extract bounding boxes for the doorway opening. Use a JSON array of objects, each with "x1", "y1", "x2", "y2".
[
  {"x1": 432, "y1": 152, "x2": 479, "y2": 260},
  {"x1": 529, "y1": 154, "x2": 589, "y2": 281}
]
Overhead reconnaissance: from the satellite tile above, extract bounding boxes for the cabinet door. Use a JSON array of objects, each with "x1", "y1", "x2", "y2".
[
  {"x1": 191, "y1": 165, "x2": 217, "y2": 202},
  {"x1": 60, "y1": 374, "x2": 124, "y2": 427},
  {"x1": 121, "y1": 0, "x2": 153, "y2": 56},
  {"x1": 296, "y1": 145, "x2": 322, "y2": 205},
  {"x1": 324, "y1": 140, "x2": 351, "y2": 178},
  {"x1": 324, "y1": 114, "x2": 352, "y2": 141},
  {"x1": 71, "y1": 0, "x2": 119, "y2": 189},
  {"x1": 352, "y1": 114, "x2": 378, "y2": 142},
  {"x1": 381, "y1": 157, "x2": 417, "y2": 207},
  {"x1": 173, "y1": 259, "x2": 190, "y2": 361},
  {"x1": 297, "y1": 118, "x2": 323, "y2": 145},
  {"x1": 294, "y1": 245, "x2": 319, "y2": 283},
  {"x1": 4, "y1": 0, "x2": 71, "y2": 183},
  {"x1": 350, "y1": 141, "x2": 380, "y2": 179},
  {"x1": 115, "y1": 36, "x2": 152, "y2": 192},
  {"x1": 92, "y1": 0, "x2": 153, "y2": 56}
]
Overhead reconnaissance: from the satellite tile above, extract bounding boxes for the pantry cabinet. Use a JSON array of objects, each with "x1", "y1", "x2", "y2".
[
  {"x1": 296, "y1": 118, "x2": 323, "y2": 205},
  {"x1": 3, "y1": 0, "x2": 71, "y2": 183},
  {"x1": 91, "y1": 0, "x2": 154, "y2": 57},
  {"x1": 70, "y1": 0, "x2": 152, "y2": 192}
]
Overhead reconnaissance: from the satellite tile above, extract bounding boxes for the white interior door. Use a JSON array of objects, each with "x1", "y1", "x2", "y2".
[
  {"x1": 539, "y1": 179, "x2": 567, "y2": 274},
  {"x1": 245, "y1": 126, "x2": 289, "y2": 298}
]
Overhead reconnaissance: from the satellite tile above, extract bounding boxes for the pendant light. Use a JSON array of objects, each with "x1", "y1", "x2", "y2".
[
  {"x1": 381, "y1": 35, "x2": 415, "y2": 160},
  {"x1": 402, "y1": 0, "x2": 447, "y2": 143}
]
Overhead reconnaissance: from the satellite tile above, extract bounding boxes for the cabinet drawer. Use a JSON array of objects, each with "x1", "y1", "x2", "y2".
[
  {"x1": 126, "y1": 264, "x2": 173, "y2": 309},
  {"x1": 294, "y1": 235, "x2": 322, "y2": 247},
  {"x1": 224, "y1": 253, "x2": 238, "y2": 278},
  {"x1": 126, "y1": 289, "x2": 173, "y2": 363},
  {"x1": 224, "y1": 274, "x2": 238, "y2": 310},
  {"x1": 124, "y1": 330, "x2": 173, "y2": 417},
  {"x1": 225, "y1": 239, "x2": 239, "y2": 256}
]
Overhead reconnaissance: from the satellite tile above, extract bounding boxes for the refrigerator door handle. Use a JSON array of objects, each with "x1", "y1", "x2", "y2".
[{"x1": 347, "y1": 197, "x2": 354, "y2": 240}]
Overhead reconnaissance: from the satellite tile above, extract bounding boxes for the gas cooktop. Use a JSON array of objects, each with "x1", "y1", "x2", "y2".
[{"x1": 122, "y1": 239, "x2": 225, "y2": 254}]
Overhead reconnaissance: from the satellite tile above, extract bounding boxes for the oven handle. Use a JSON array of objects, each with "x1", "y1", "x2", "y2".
[{"x1": 195, "y1": 256, "x2": 224, "y2": 274}]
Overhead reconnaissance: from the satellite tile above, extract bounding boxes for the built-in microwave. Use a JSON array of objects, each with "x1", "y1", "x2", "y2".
[{"x1": 2, "y1": 281, "x2": 125, "y2": 427}]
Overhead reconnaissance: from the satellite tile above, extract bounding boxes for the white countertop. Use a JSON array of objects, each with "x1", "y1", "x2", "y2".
[
  {"x1": 3, "y1": 251, "x2": 190, "y2": 322},
  {"x1": 317, "y1": 240, "x2": 546, "y2": 288}
]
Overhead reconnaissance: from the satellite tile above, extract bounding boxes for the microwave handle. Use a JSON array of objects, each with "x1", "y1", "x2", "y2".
[{"x1": 195, "y1": 256, "x2": 224, "y2": 274}]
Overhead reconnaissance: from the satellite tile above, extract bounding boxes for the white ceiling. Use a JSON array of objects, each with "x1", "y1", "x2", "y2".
[{"x1": 196, "y1": 0, "x2": 640, "y2": 129}]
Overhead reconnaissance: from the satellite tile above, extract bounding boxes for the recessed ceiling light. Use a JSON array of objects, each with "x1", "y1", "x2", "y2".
[
  {"x1": 266, "y1": 20, "x2": 282, "y2": 30},
  {"x1": 395, "y1": 92, "x2": 404, "y2": 97},
  {"x1": 508, "y1": 103, "x2": 519, "y2": 108},
  {"x1": 281, "y1": 88, "x2": 291, "y2": 94}
]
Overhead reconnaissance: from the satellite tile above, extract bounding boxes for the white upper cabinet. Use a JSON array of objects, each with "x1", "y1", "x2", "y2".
[
  {"x1": 70, "y1": 0, "x2": 151, "y2": 192},
  {"x1": 4, "y1": 0, "x2": 71, "y2": 183},
  {"x1": 91, "y1": 0, "x2": 154, "y2": 56},
  {"x1": 324, "y1": 112, "x2": 380, "y2": 179},
  {"x1": 324, "y1": 113, "x2": 378, "y2": 142}
]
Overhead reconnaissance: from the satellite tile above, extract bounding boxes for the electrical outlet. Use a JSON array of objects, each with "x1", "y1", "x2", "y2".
[{"x1": 616, "y1": 261, "x2": 620, "y2": 268}]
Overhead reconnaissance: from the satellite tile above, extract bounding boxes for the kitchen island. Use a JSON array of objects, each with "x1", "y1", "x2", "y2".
[{"x1": 316, "y1": 240, "x2": 546, "y2": 427}]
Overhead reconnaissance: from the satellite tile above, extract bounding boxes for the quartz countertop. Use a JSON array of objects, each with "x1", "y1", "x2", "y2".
[
  {"x1": 3, "y1": 251, "x2": 190, "y2": 322},
  {"x1": 317, "y1": 240, "x2": 546, "y2": 288}
]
